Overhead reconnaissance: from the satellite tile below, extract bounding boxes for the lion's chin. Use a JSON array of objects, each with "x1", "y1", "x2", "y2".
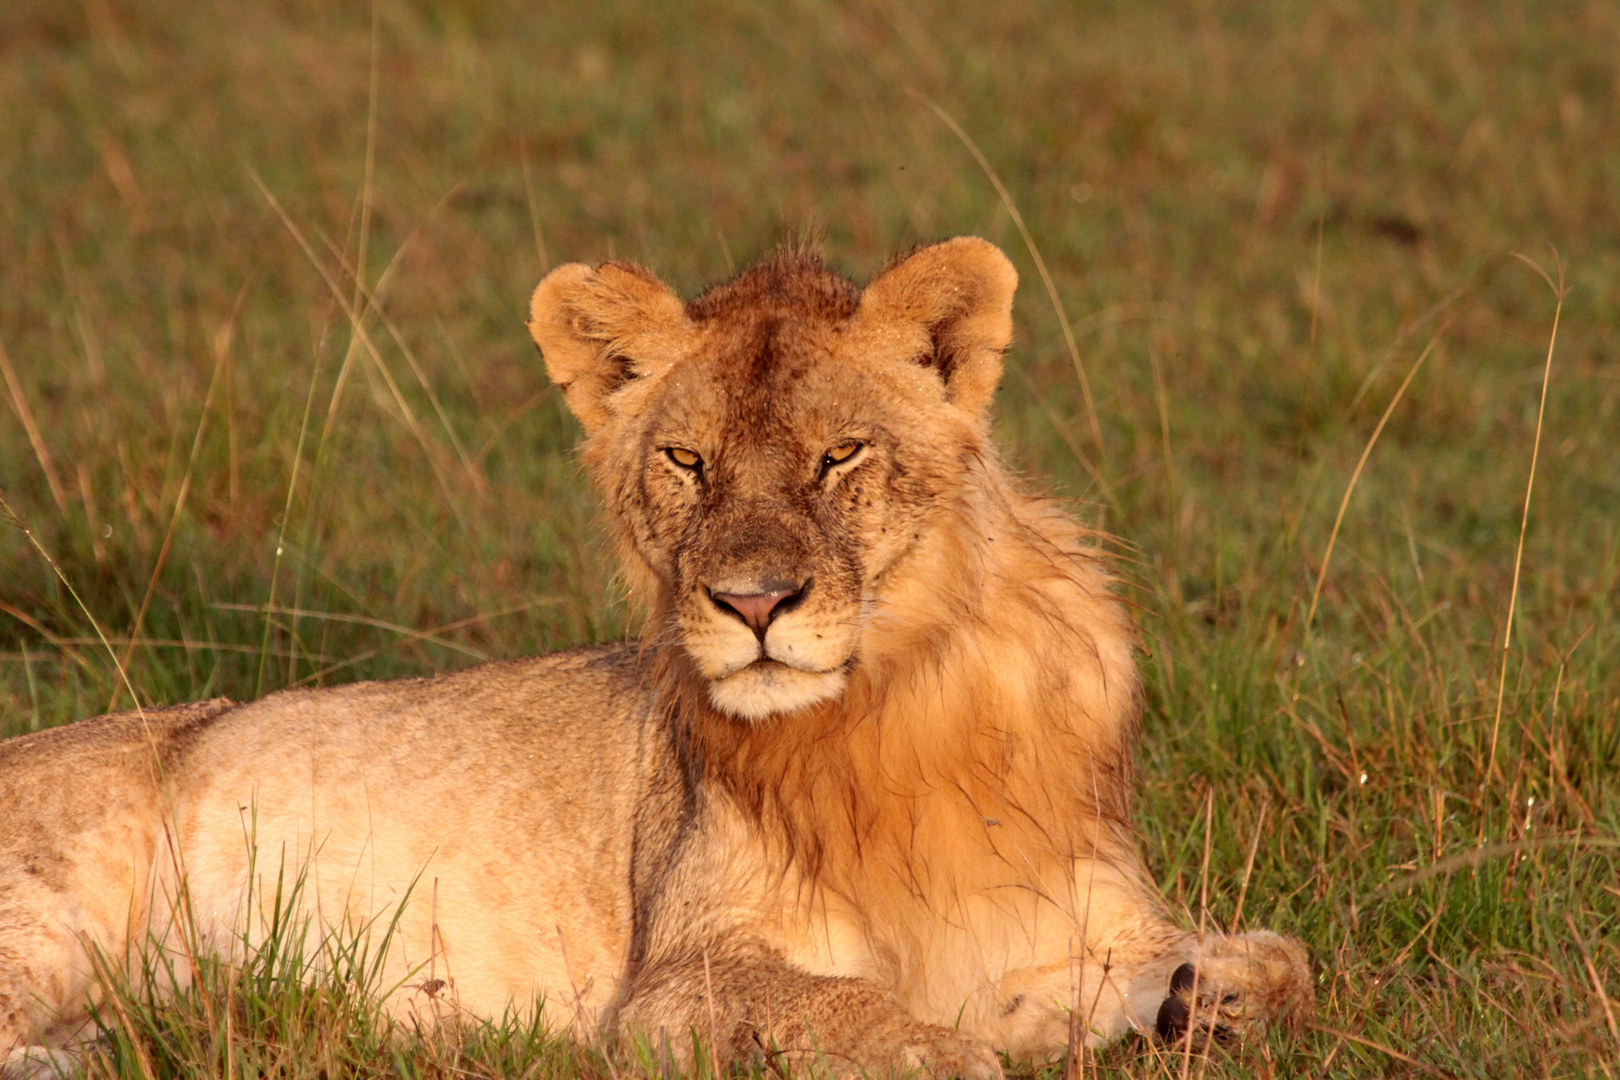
[{"x1": 705, "y1": 662, "x2": 847, "y2": 721}]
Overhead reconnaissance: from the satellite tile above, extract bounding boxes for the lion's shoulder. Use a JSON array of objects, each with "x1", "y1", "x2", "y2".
[
  {"x1": 171, "y1": 641, "x2": 654, "y2": 774},
  {"x1": 291, "y1": 641, "x2": 648, "y2": 715},
  {"x1": 0, "y1": 697, "x2": 236, "y2": 768},
  {"x1": 0, "y1": 699, "x2": 240, "y2": 845}
]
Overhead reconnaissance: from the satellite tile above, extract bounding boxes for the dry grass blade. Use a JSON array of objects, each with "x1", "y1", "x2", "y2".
[
  {"x1": 703, "y1": 945, "x2": 720, "y2": 1073},
  {"x1": 246, "y1": 168, "x2": 470, "y2": 532},
  {"x1": 0, "y1": 337, "x2": 69, "y2": 516},
  {"x1": 248, "y1": 271, "x2": 327, "y2": 698},
  {"x1": 38, "y1": 638, "x2": 328, "y2": 660},
  {"x1": 911, "y1": 91, "x2": 1107, "y2": 466},
  {"x1": 1229, "y1": 802, "x2": 1267, "y2": 934},
  {"x1": 213, "y1": 603, "x2": 492, "y2": 661},
  {"x1": 0, "y1": 493, "x2": 147, "y2": 726},
  {"x1": 1306, "y1": 1023, "x2": 1451, "y2": 1077},
  {"x1": 1566, "y1": 912, "x2": 1620, "y2": 1046},
  {"x1": 1305, "y1": 326, "x2": 1446, "y2": 635},
  {"x1": 1179, "y1": 788, "x2": 1215, "y2": 1079},
  {"x1": 317, "y1": 226, "x2": 488, "y2": 496},
  {"x1": 1485, "y1": 254, "x2": 1566, "y2": 782},
  {"x1": 107, "y1": 285, "x2": 247, "y2": 711},
  {"x1": 0, "y1": 599, "x2": 96, "y2": 677},
  {"x1": 1308, "y1": 187, "x2": 1326, "y2": 349},
  {"x1": 1371, "y1": 835, "x2": 1620, "y2": 897},
  {"x1": 355, "y1": 0, "x2": 380, "y2": 328},
  {"x1": 84, "y1": 946, "x2": 159, "y2": 1080},
  {"x1": 519, "y1": 135, "x2": 550, "y2": 275},
  {"x1": 308, "y1": 185, "x2": 456, "y2": 518},
  {"x1": 280, "y1": 599, "x2": 560, "y2": 688}
]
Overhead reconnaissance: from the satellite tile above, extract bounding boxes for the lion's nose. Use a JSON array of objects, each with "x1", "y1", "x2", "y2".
[{"x1": 709, "y1": 580, "x2": 805, "y2": 640}]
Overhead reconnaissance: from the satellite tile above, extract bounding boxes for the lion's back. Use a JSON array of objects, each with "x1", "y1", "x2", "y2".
[
  {"x1": 0, "y1": 699, "x2": 236, "y2": 861},
  {"x1": 167, "y1": 642, "x2": 653, "y2": 1022},
  {"x1": 174, "y1": 642, "x2": 654, "y2": 861},
  {"x1": 178, "y1": 643, "x2": 649, "y2": 783}
]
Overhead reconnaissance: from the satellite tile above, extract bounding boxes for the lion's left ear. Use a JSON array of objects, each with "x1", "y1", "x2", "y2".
[
  {"x1": 528, "y1": 261, "x2": 690, "y2": 433},
  {"x1": 857, "y1": 237, "x2": 1018, "y2": 413}
]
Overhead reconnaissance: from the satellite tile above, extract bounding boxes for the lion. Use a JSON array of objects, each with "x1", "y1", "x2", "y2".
[{"x1": 0, "y1": 238, "x2": 1312, "y2": 1079}]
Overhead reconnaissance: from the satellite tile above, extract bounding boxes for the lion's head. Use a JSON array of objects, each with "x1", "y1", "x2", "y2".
[{"x1": 528, "y1": 239, "x2": 1018, "y2": 721}]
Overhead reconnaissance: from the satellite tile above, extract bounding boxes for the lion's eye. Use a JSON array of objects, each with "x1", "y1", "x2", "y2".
[
  {"x1": 820, "y1": 442, "x2": 864, "y2": 474},
  {"x1": 665, "y1": 447, "x2": 703, "y2": 471}
]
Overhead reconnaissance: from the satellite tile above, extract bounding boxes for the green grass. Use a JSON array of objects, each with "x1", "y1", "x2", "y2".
[{"x1": 2, "y1": 0, "x2": 1618, "y2": 1075}]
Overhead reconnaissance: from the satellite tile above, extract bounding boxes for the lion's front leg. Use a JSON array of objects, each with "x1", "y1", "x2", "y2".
[{"x1": 614, "y1": 941, "x2": 1002, "y2": 1080}]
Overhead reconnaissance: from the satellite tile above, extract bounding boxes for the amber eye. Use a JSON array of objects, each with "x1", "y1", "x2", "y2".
[
  {"x1": 665, "y1": 447, "x2": 703, "y2": 471},
  {"x1": 821, "y1": 442, "x2": 864, "y2": 472}
]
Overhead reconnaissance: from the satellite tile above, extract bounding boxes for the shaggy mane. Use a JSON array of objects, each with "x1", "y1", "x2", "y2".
[
  {"x1": 653, "y1": 449, "x2": 1142, "y2": 910},
  {"x1": 685, "y1": 247, "x2": 861, "y2": 325}
]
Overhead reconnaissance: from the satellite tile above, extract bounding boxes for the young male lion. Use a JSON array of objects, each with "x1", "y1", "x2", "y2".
[{"x1": 0, "y1": 239, "x2": 1311, "y2": 1079}]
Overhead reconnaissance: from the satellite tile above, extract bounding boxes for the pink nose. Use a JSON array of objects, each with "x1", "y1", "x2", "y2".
[{"x1": 710, "y1": 585, "x2": 802, "y2": 638}]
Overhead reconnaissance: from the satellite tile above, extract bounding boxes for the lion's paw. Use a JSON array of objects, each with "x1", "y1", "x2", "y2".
[
  {"x1": 1154, "y1": 933, "x2": 1313, "y2": 1049},
  {"x1": 894, "y1": 1024, "x2": 1003, "y2": 1080}
]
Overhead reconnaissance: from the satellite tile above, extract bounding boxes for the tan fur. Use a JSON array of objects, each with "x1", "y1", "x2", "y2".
[{"x1": 0, "y1": 239, "x2": 1311, "y2": 1080}]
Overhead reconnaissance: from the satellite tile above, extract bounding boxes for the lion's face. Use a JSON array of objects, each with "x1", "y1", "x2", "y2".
[
  {"x1": 612, "y1": 312, "x2": 966, "y2": 719},
  {"x1": 528, "y1": 240, "x2": 1017, "y2": 720}
]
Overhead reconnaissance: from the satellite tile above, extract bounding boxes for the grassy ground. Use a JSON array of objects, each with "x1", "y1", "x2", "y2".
[{"x1": 2, "y1": 0, "x2": 1618, "y2": 1075}]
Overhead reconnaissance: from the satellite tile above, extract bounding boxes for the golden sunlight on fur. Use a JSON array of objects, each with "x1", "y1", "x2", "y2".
[{"x1": 0, "y1": 239, "x2": 1312, "y2": 1080}]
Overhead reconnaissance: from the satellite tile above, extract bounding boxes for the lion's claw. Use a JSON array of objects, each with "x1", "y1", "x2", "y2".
[{"x1": 1154, "y1": 963, "x2": 1236, "y2": 1049}]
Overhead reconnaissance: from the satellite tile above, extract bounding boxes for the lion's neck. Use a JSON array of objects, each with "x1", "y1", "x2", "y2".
[{"x1": 664, "y1": 461, "x2": 1140, "y2": 899}]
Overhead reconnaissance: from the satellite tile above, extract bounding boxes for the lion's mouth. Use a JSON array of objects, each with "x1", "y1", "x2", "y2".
[
  {"x1": 702, "y1": 648, "x2": 846, "y2": 681},
  {"x1": 738, "y1": 655, "x2": 846, "y2": 677},
  {"x1": 705, "y1": 658, "x2": 850, "y2": 720}
]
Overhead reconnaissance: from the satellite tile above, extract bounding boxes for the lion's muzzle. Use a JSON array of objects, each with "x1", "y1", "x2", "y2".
[{"x1": 683, "y1": 575, "x2": 855, "y2": 720}]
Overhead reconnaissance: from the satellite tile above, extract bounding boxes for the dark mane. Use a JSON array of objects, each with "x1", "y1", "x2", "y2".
[{"x1": 685, "y1": 247, "x2": 861, "y2": 324}]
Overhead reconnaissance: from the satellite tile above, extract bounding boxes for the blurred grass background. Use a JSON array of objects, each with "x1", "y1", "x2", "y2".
[{"x1": 1, "y1": 0, "x2": 1617, "y2": 1076}]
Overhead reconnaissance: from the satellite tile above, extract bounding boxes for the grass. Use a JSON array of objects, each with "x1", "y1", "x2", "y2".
[{"x1": 2, "y1": 0, "x2": 1618, "y2": 1075}]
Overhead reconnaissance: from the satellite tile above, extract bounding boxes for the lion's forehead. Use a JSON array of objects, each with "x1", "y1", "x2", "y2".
[{"x1": 646, "y1": 320, "x2": 932, "y2": 447}]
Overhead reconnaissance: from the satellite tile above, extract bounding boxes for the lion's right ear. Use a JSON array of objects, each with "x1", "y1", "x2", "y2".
[
  {"x1": 856, "y1": 237, "x2": 1018, "y2": 415},
  {"x1": 528, "y1": 262, "x2": 690, "y2": 432}
]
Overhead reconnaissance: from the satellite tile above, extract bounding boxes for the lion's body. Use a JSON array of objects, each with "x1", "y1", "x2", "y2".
[
  {"x1": 0, "y1": 240, "x2": 1311, "y2": 1079},
  {"x1": 0, "y1": 650, "x2": 643, "y2": 1046}
]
